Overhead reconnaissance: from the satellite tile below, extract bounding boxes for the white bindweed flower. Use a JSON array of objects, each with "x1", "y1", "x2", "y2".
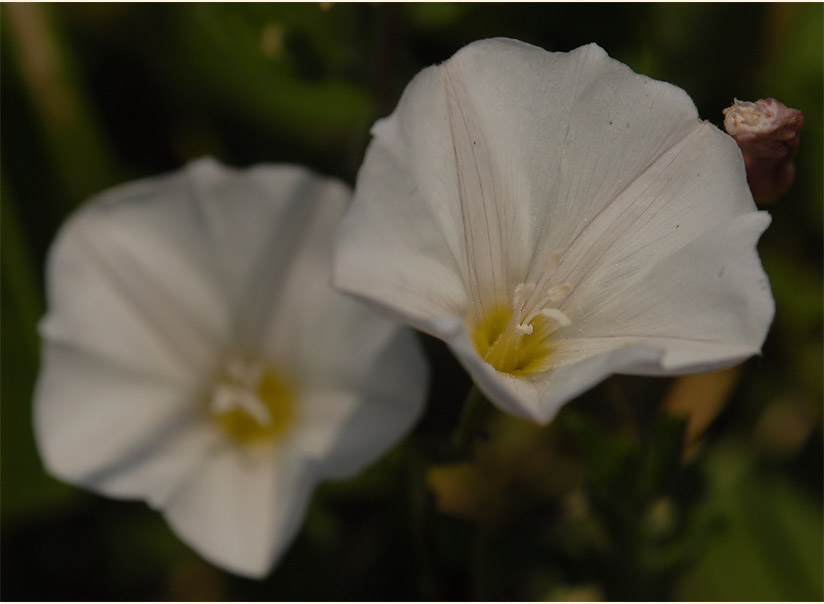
[
  {"x1": 334, "y1": 39, "x2": 774, "y2": 424},
  {"x1": 34, "y1": 158, "x2": 428, "y2": 578}
]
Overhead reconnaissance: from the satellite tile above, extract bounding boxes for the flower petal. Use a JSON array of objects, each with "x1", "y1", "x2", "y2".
[
  {"x1": 550, "y1": 121, "x2": 759, "y2": 314},
  {"x1": 554, "y1": 211, "x2": 774, "y2": 371},
  {"x1": 184, "y1": 159, "x2": 355, "y2": 349},
  {"x1": 34, "y1": 341, "x2": 219, "y2": 506},
  {"x1": 251, "y1": 168, "x2": 429, "y2": 478},
  {"x1": 36, "y1": 158, "x2": 431, "y2": 579},
  {"x1": 333, "y1": 56, "x2": 476, "y2": 332},
  {"x1": 246, "y1": 169, "x2": 357, "y2": 362},
  {"x1": 40, "y1": 164, "x2": 230, "y2": 384},
  {"x1": 290, "y1": 327, "x2": 428, "y2": 479},
  {"x1": 335, "y1": 39, "x2": 704, "y2": 332},
  {"x1": 446, "y1": 212, "x2": 773, "y2": 424},
  {"x1": 443, "y1": 321, "x2": 664, "y2": 423},
  {"x1": 162, "y1": 444, "x2": 315, "y2": 578},
  {"x1": 157, "y1": 161, "x2": 427, "y2": 576},
  {"x1": 335, "y1": 38, "x2": 774, "y2": 423}
]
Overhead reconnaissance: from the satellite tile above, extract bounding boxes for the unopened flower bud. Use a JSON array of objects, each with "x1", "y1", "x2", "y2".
[{"x1": 723, "y1": 98, "x2": 804, "y2": 203}]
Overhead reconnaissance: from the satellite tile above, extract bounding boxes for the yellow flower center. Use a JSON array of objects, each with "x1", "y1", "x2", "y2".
[
  {"x1": 210, "y1": 357, "x2": 294, "y2": 445},
  {"x1": 470, "y1": 250, "x2": 573, "y2": 376},
  {"x1": 470, "y1": 305, "x2": 557, "y2": 375}
]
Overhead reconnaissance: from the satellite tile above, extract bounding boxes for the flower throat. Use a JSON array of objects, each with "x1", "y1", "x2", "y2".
[
  {"x1": 470, "y1": 250, "x2": 572, "y2": 376},
  {"x1": 210, "y1": 357, "x2": 294, "y2": 444}
]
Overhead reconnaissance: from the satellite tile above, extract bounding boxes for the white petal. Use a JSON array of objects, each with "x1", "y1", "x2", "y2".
[
  {"x1": 37, "y1": 157, "x2": 430, "y2": 579},
  {"x1": 290, "y1": 327, "x2": 428, "y2": 479},
  {"x1": 556, "y1": 211, "x2": 774, "y2": 370},
  {"x1": 34, "y1": 341, "x2": 219, "y2": 506},
  {"x1": 184, "y1": 159, "x2": 356, "y2": 350},
  {"x1": 444, "y1": 212, "x2": 773, "y2": 424},
  {"x1": 503, "y1": 42, "x2": 702, "y2": 273},
  {"x1": 428, "y1": 38, "x2": 698, "y2": 286},
  {"x1": 40, "y1": 158, "x2": 357, "y2": 383},
  {"x1": 249, "y1": 170, "x2": 355, "y2": 364},
  {"x1": 40, "y1": 163, "x2": 230, "y2": 384},
  {"x1": 252, "y1": 170, "x2": 428, "y2": 477},
  {"x1": 162, "y1": 445, "x2": 315, "y2": 578},
  {"x1": 334, "y1": 38, "x2": 773, "y2": 423},
  {"x1": 335, "y1": 39, "x2": 704, "y2": 332},
  {"x1": 441, "y1": 60, "x2": 510, "y2": 314},
  {"x1": 551, "y1": 121, "x2": 758, "y2": 312},
  {"x1": 445, "y1": 323, "x2": 665, "y2": 424},
  {"x1": 333, "y1": 56, "x2": 474, "y2": 334},
  {"x1": 159, "y1": 161, "x2": 426, "y2": 576}
]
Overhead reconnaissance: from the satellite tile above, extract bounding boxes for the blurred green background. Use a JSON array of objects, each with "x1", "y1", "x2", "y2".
[{"x1": 2, "y1": 3, "x2": 821, "y2": 600}]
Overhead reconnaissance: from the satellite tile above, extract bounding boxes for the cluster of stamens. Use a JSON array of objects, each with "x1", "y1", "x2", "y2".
[
  {"x1": 210, "y1": 356, "x2": 294, "y2": 444},
  {"x1": 472, "y1": 250, "x2": 573, "y2": 375}
]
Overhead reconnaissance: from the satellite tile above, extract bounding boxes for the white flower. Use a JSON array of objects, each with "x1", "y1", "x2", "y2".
[
  {"x1": 34, "y1": 158, "x2": 428, "y2": 578},
  {"x1": 334, "y1": 39, "x2": 773, "y2": 424}
]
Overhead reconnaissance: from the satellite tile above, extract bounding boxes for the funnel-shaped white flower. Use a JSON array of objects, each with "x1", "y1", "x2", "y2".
[
  {"x1": 34, "y1": 158, "x2": 428, "y2": 578},
  {"x1": 334, "y1": 39, "x2": 773, "y2": 424}
]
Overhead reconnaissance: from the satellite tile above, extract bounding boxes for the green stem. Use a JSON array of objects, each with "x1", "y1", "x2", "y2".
[
  {"x1": 407, "y1": 441, "x2": 439, "y2": 599},
  {"x1": 450, "y1": 385, "x2": 491, "y2": 459},
  {"x1": 4, "y1": 3, "x2": 120, "y2": 203}
]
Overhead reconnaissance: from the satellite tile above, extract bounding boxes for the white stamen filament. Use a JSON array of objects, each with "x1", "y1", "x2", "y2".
[
  {"x1": 211, "y1": 385, "x2": 272, "y2": 427},
  {"x1": 504, "y1": 249, "x2": 573, "y2": 340},
  {"x1": 472, "y1": 249, "x2": 576, "y2": 375},
  {"x1": 210, "y1": 357, "x2": 272, "y2": 427}
]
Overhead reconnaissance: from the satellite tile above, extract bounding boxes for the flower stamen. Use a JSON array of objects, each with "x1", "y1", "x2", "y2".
[
  {"x1": 470, "y1": 250, "x2": 573, "y2": 375},
  {"x1": 210, "y1": 356, "x2": 294, "y2": 444}
]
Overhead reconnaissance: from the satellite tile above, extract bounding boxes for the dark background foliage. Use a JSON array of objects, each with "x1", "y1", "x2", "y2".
[{"x1": 2, "y1": 3, "x2": 822, "y2": 600}]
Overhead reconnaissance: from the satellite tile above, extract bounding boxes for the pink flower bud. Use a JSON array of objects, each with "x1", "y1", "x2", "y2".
[{"x1": 723, "y1": 98, "x2": 804, "y2": 203}]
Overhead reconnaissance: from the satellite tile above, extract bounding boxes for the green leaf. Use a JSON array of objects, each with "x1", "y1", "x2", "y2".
[{"x1": 676, "y1": 444, "x2": 824, "y2": 601}]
